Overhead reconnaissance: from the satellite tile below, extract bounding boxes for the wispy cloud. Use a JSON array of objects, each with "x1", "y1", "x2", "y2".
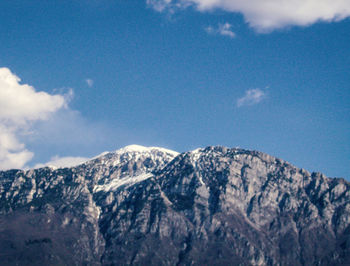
[
  {"x1": 86, "y1": 78, "x2": 94, "y2": 87},
  {"x1": 236, "y1": 89, "x2": 266, "y2": 107},
  {"x1": 206, "y1": 23, "x2": 235, "y2": 38},
  {"x1": 146, "y1": 0, "x2": 171, "y2": 12},
  {"x1": 148, "y1": 0, "x2": 350, "y2": 32}
]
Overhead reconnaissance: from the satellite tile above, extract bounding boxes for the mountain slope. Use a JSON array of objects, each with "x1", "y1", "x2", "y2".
[{"x1": 0, "y1": 145, "x2": 349, "y2": 265}]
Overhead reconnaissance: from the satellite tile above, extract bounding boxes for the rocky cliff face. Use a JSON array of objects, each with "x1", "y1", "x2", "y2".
[{"x1": 0, "y1": 145, "x2": 349, "y2": 265}]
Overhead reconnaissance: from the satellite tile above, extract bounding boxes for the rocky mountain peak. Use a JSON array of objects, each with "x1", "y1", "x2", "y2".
[
  {"x1": 0, "y1": 145, "x2": 349, "y2": 265},
  {"x1": 84, "y1": 144, "x2": 178, "y2": 170}
]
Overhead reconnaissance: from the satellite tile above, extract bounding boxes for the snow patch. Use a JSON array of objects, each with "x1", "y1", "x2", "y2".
[
  {"x1": 116, "y1": 145, "x2": 179, "y2": 157},
  {"x1": 191, "y1": 148, "x2": 202, "y2": 154},
  {"x1": 93, "y1": 173, "x2": 154, "y2": 192},
  {"x1": 190, "y1": 148, "x2": 204, "y2": 163}
]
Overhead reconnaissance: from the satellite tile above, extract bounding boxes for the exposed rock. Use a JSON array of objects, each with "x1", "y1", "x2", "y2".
[{"x1": 0, "y1": 145, "x2": 349, "y2": 265}]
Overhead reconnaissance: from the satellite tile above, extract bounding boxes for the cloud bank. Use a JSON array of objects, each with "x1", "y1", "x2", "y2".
[
  {"x1": 236, "y1": 88, "x2": 266, "y2": 107},
  {"x1": 148, "y1": 0, "x2": 350, "y2": 31},
  {"x1": 0, "y1": 67, "x2": 67, "y2": 170},
  {"x1": 34, "y1": 155, "x2": 90, "y2": 169}
]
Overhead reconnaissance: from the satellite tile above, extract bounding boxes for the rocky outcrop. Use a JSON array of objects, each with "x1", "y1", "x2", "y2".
[{"x1": 0, "y1": 145, "x2": 349, "y2": 265}]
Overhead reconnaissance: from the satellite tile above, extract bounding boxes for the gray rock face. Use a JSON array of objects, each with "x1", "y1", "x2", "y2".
[{"x1": 0, "y1": 145, "x2": 349, "y2": 265}]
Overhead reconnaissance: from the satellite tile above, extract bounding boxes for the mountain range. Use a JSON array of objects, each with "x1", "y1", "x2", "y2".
[{"x1": 0, "y1": 145, "x2": 349, "y2": 265}]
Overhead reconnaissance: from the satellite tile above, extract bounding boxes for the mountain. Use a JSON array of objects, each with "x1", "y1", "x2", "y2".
[{"x1": 0, "y1": 145, "x2": 349, "y2": 265}]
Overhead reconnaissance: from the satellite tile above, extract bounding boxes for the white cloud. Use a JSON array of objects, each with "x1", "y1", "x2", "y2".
[
  {"x1": 0, "y1": 67, "x2": 67, "y2": 170},
  {"x1": 0, "y1": 125, "x2": 34, "y2": 170},
  {"x1": 236, "y1": 88, "x2": 266, "y2": 107},
  {"x1": 206, "y1": 23, "x2": 235, "y2": 38},
  {"x1": 86, "y1": 78, "x2": 94, "y2": 87},
  {"x1": 34, "y1": 155, "x2": 90, "y2": 169},
  {"x1": 0, "y1": 68, "x2": 66, "y2": 124},
  {"x1": 148, "y1": 0, "x2": 350, "y2": 32}
]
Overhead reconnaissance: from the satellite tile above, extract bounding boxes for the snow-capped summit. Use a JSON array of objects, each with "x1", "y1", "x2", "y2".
[
  {"x1": 115, "y1": 144, "x2": 179, "y2": 157},
  {"x1": 0, "y1": 145, "x2": 349, "y2": 265},
  {"x1": 74, "y1": 145, "x2": 180, "y2": 194},
  {"x1": 85, "y1": 144, "x2": 178, "y2": 169}
]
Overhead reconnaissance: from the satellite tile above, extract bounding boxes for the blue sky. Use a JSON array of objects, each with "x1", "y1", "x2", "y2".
[{"x1": 0, "y1": 0, "x2": 349, "y2": 179}]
